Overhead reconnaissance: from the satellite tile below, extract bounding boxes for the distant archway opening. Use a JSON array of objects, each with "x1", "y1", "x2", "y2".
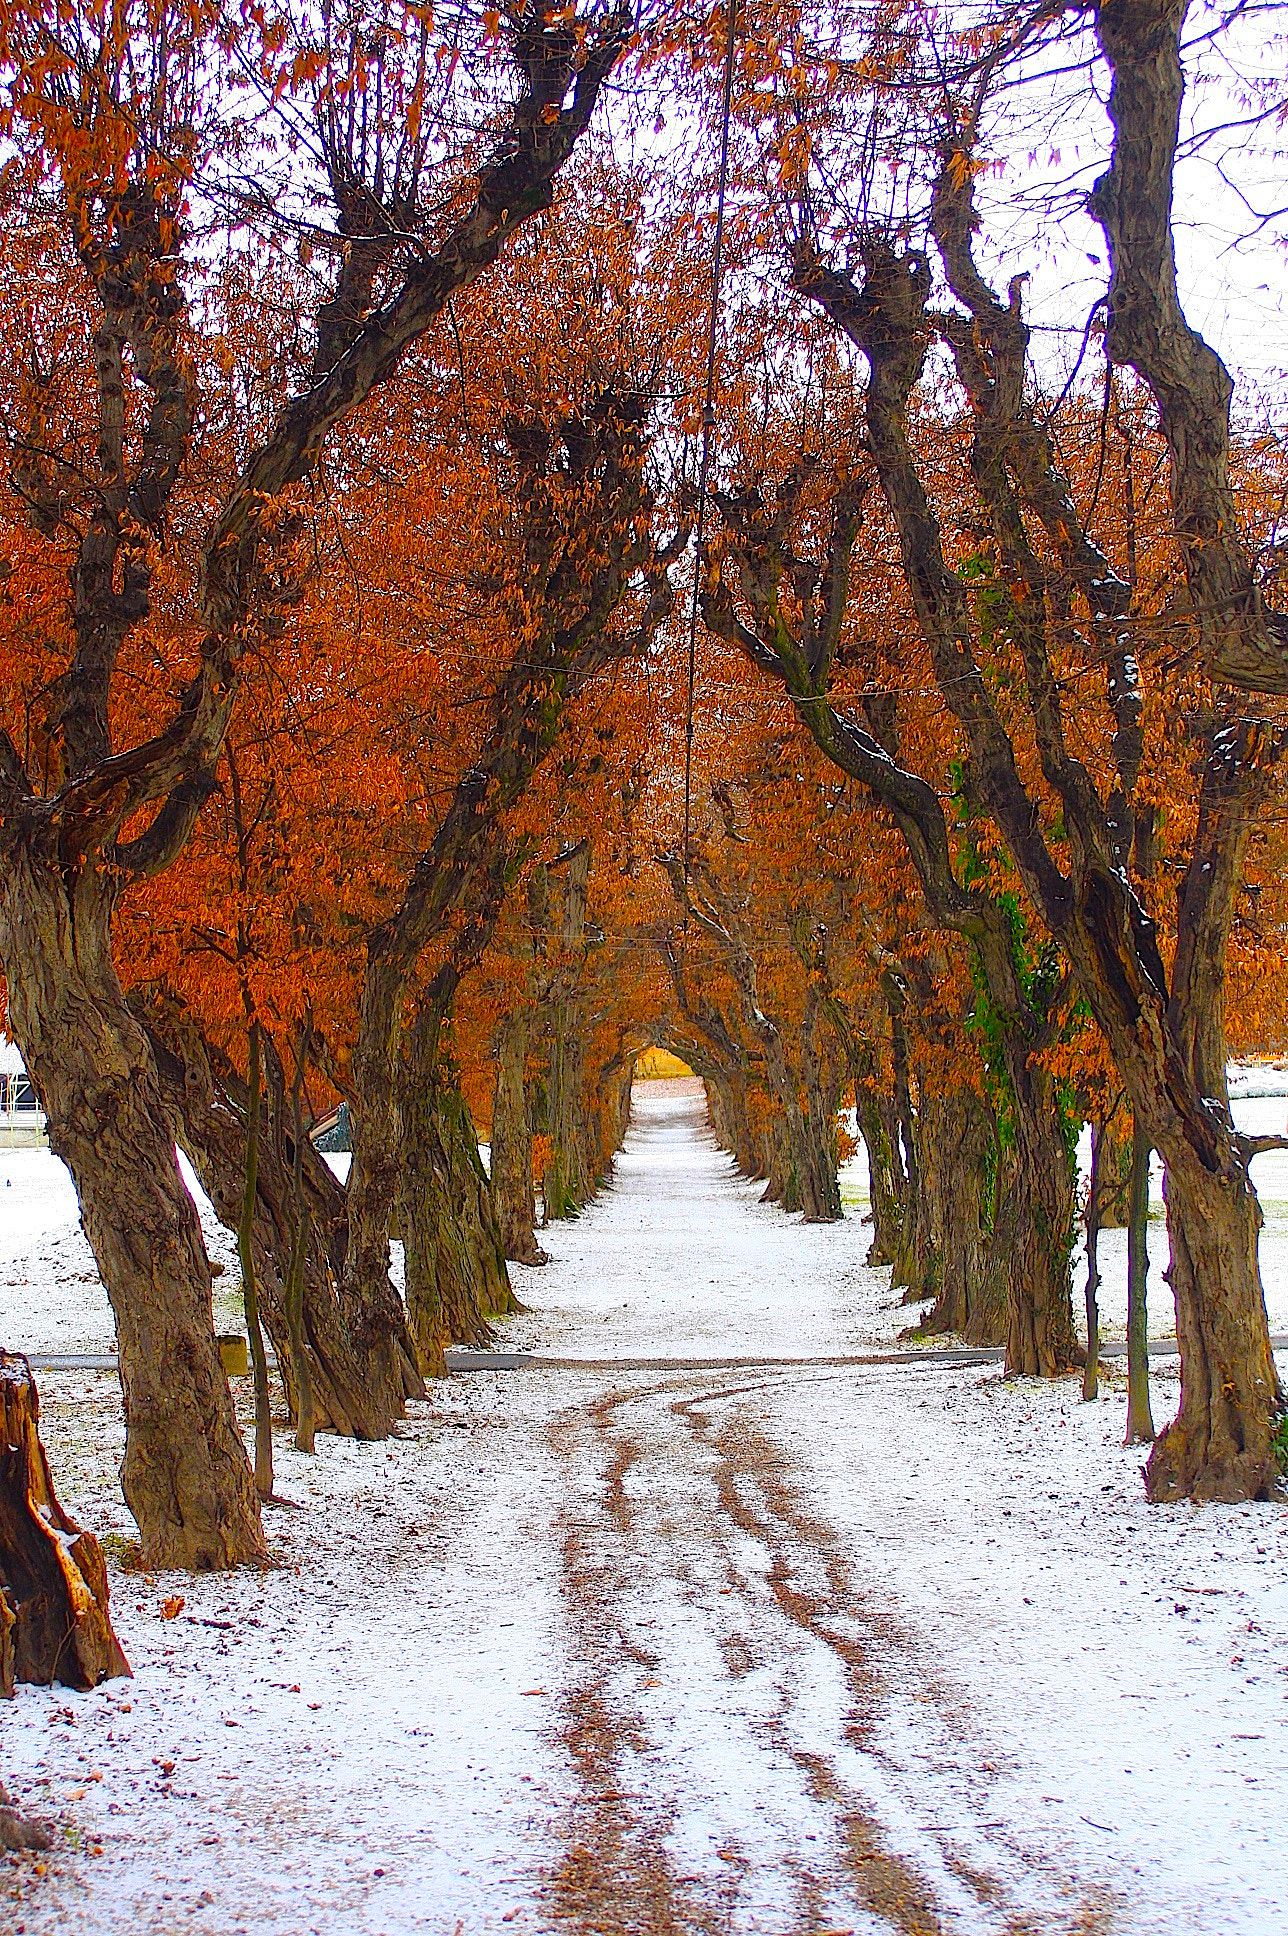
[{"x1": 634, "y1": 1047, "x2": 695, "y2": 1081}]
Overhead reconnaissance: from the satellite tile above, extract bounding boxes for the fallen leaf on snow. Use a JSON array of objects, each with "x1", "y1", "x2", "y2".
[{"x1": 160, "y1": 1595, "x2": 185, "y2": 1620}]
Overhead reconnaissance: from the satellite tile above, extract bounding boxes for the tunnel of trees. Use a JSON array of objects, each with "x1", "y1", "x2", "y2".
[{"x1": 0, "y1": 0, "x2": 1287, "y2": 1607}]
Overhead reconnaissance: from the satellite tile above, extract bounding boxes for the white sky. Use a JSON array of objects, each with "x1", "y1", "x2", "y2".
[{"x1": 970, "y1": 2, "x2": 1288, "y2": 407}]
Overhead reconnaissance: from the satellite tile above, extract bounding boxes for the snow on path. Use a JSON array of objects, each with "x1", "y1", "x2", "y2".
[{"x1": 1, "y1": 1080, "x2": 1286, "y2": 1935}]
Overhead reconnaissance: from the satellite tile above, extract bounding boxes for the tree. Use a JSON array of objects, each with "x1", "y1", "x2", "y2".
[
  {"x1": 723, "y1": 0, "x2": 1288, "y2": 1495},
  {"x1": 0, "y1": 0, "x2": 630, "y2": 1563}
]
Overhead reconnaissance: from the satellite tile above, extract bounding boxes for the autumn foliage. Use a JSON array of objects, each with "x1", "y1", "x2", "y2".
[{"x1": 2, "y1": 0, "x2": 1288, "y2": 1566}]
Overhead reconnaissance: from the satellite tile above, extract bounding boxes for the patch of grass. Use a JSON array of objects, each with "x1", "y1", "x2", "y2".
[
  {"x1": 1272, "y1": 1411, "x2": 1288, "y2": 1478},
  {"x1": 99, "y1": 1532, "x2": 144, "y2": 1572}
]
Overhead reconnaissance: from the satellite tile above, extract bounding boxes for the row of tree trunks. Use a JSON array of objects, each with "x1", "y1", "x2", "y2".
[
  {"x1": 706, "y1": 1063, "x2": 840, "y2": 1220},
  {"x1": 901, "y1": 1083, "x2": 999, "y2": 1344},
  {"x1": 844, "y1": 958, "x2": 1078, "y2": 1370},
  {"x1": 704, "y1": 1070, "x2": 763, "y2": 1179},
  {"x1": 490, "y1": 1012, "x2": 548, "y2": 1266},
  {"x1": 657, "y1": 858, "x2": 843, "y2": 1223},
  {"x1": 541, "y1": 1049, "x2": 637, "y2": 1223},
  {"x1": 0, "y1": 12, "x2": 630, "y2": 1569},
  {"x1": 134, "y1": 993, "x2": 390, "y2": 1441},
  {"x1": 399, "y1": 1002, "x2": 518, "y2": 1377},
  {"x1": 541, "y1": 846, "x2": 598, "y2": 1222}
]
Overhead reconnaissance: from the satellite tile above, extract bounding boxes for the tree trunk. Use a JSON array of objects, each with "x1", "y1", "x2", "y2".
[
  {"x1": 906, "y1": 1083, "x2": 998, "y2": 1341},
  {"x1": 1146, "y1": 1138, "x2": 1278, "y2": 1498},
  {"x1": 1125, "y1": 1121, "x2": 1155, "y2": 1446},
  {"x1": 0, "y1": 858, "x2": 265, "y2": 1569},
  {"x1": 0, "y1": 1357, "x2": 131, "y2": 1692},
  {"x1": 1082, "y1": 1120, "x2": 1105, "y2": 1401},
  {"x1": 490, "y1": 1012, "x2": 548, "y2": 1266},
  {"x1": 799, "y1": 986, "x2": 843, "y2": 1223},
  {"x1": 996, "y1": 1056, "x2": 1081, "y2": 1377},
  {"x1": 545, "y1": 1030, "x2": 597, "y2": 1219},
  {"x1": 856, "y1": 1082, "x2": 907, "y2": 1270},
  {"x1": 284, "y1": 1028, "x2": 317, "y2": 1457},
  {"x1": 1093, "y1": 1110, "x2": 1134, "y2": 1229},
  {"x1": 344, "y1": 950, "x2": 428, "y2": 1418},
  {"x1": 706, "y1": 1071, "x2": 761, "y2": 1177},
  {"x1": 134, "y1": 992, "x2": 391, "y2": 1441},
  {"x1": 544, "y1": 844, "x2": 594, "y2": 1220},
  {"x1": 597, "y1": 1058, "x2": 634, "y2": 1165},
  {"x1": 1064, "y1": 870, "x2": 1282, "y2": 1497},
  {"x1": 238, "y1": 1023, "x2": 274, "y2": 1502},
  {"x1": 399, "y1": 1006, "x2": 517, "y2": 1376}
]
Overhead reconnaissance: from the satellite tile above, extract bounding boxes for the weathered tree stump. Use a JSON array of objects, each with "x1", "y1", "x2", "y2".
[{"x1": 0, "y1": 1355, "x2": 130, "y2": 1694}]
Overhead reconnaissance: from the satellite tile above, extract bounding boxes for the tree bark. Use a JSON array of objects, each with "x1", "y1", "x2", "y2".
[
  {"x1": 855, "y1": 1082, "x2": 907, "y2": 1271},
  {"x1": 134, "y1": 991, "x2": 390, "y2": 1441},
  {"x1": 345, "y1": 949, "x2": 428, "y2": 1420},
  {"x1": 995, "y1": 1053, "x2": 1081, "y2": 1378},
  {"x1": 0, "y1": 858, "x2": 265, "y2": 1568},
  {"x1": 799, "y1": 982, "x2": 844, "y2": 1223},
  {"x1": 490, "y1": 1011, "x2": 547, "y2": 1266},
  {"x1": 906, "y1": 1083, "x2": 998, "y2": 1342},
  {"x1": 283, "y1": 1029, "x2": 317, "y2": 1456},
  {"x1": 705, "y1": 1070, "x2": 762, "y2": 1177},
  {"x1": 1093, "y1": 1111, "x2": 1134, "y2": 1229},
  {"x1": 0, "y1": 1357, "x2": 131, "y2": 1692},
  {"x1": 399, "y1": 1004, "x2": 517, "y2": 1376},
  {"x1": 1082, "y1": 1120, "x2": 1106, "y2": 1402}
]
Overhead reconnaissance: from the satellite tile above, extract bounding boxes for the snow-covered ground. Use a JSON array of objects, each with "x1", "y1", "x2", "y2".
[{"x1": 0, "y1": 1080, "x2": 1285, "y2": 1934}]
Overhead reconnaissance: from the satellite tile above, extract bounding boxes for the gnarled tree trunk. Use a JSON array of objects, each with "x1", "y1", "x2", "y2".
[
  {"x1": 400, "y1": 1004, "x2": 517, "y2": 1376},
  {"x1": 799, "y1": 984, "x2": 844, "y2": 1223},
  {"x1": 856, "y1": 1082, "x2": 908, "y2": 1271},
  {"x1": 905, "y1": 1082, "x2": 998, "y2": 1344},
  {"x1": 705, "y1": 1069, "x2": 762, "y2": 1178},
  {"x1": 545, "y1": 1022, "x2": 593, "y2": 1219},
  {"x1": 135, "y1": 992, "x2": 389, "y2": 1440},
  {"x1": 344, "y1": 948, "x2": 427, "y2": 1423},
  {"x1": 994, "y1": 1054, "x2": 1081, "y2": 1376},
  {"x1": 0, "y1": 858, "x2": 265, "y2": 1569},
  {"x1": 1124, "y1": 1121, "x2": 1155, "y2": 1445},
  {"x1": 1150, "y1": 1140, "x2": 1276, "y2": 1498},
  {"x1": 490, "y1": 1011, "x2": 547, "y2": 1266}
]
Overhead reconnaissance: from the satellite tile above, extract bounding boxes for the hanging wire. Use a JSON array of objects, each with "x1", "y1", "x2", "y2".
[{"x1": 683, "y1": 0, "x2": 739, "y2": 890}]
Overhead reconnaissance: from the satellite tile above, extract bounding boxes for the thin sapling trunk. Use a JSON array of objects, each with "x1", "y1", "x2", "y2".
[
  {"x1": 239, "y1": 1022, "x2": 274, "y2": 1502},
  {"x1": 286, "y1": 1022, "x2": 317, "y2": 1455},
  {"x1": 1125, "y1": 1121, "x2": 1155, "y2": 1446},
  {"x1": 1082, "y1": 1121, "x2": 1103, "y2": 1401}
]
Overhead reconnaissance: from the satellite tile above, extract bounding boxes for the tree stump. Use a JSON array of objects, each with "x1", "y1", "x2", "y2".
[{"x1": 0, "y1": 1355, "x2": 130, "y2": 1694}]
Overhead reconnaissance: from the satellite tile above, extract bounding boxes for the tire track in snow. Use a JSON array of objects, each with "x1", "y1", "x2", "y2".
[
  {"x1": 542, "y1": 1390, "x2": 732, "y2": 1936},
  {"x1": 542, "y1": 1369, "x2": 1117, "y2": 1936},
  {"x1": 670, "y1": 1372, "x2": 1119, "y2": 1936},
  {"x1": 543, "y1": 1374, "x2": 941, "y2": 1934},
  {"x1": 671, "y1": 1380, "x2": 946, "y2": 1936}
]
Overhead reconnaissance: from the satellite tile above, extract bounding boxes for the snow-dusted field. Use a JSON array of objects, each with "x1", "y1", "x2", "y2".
[{"x1": 0, "y1": 1081, "x2": 1286, "y2": 1934}]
